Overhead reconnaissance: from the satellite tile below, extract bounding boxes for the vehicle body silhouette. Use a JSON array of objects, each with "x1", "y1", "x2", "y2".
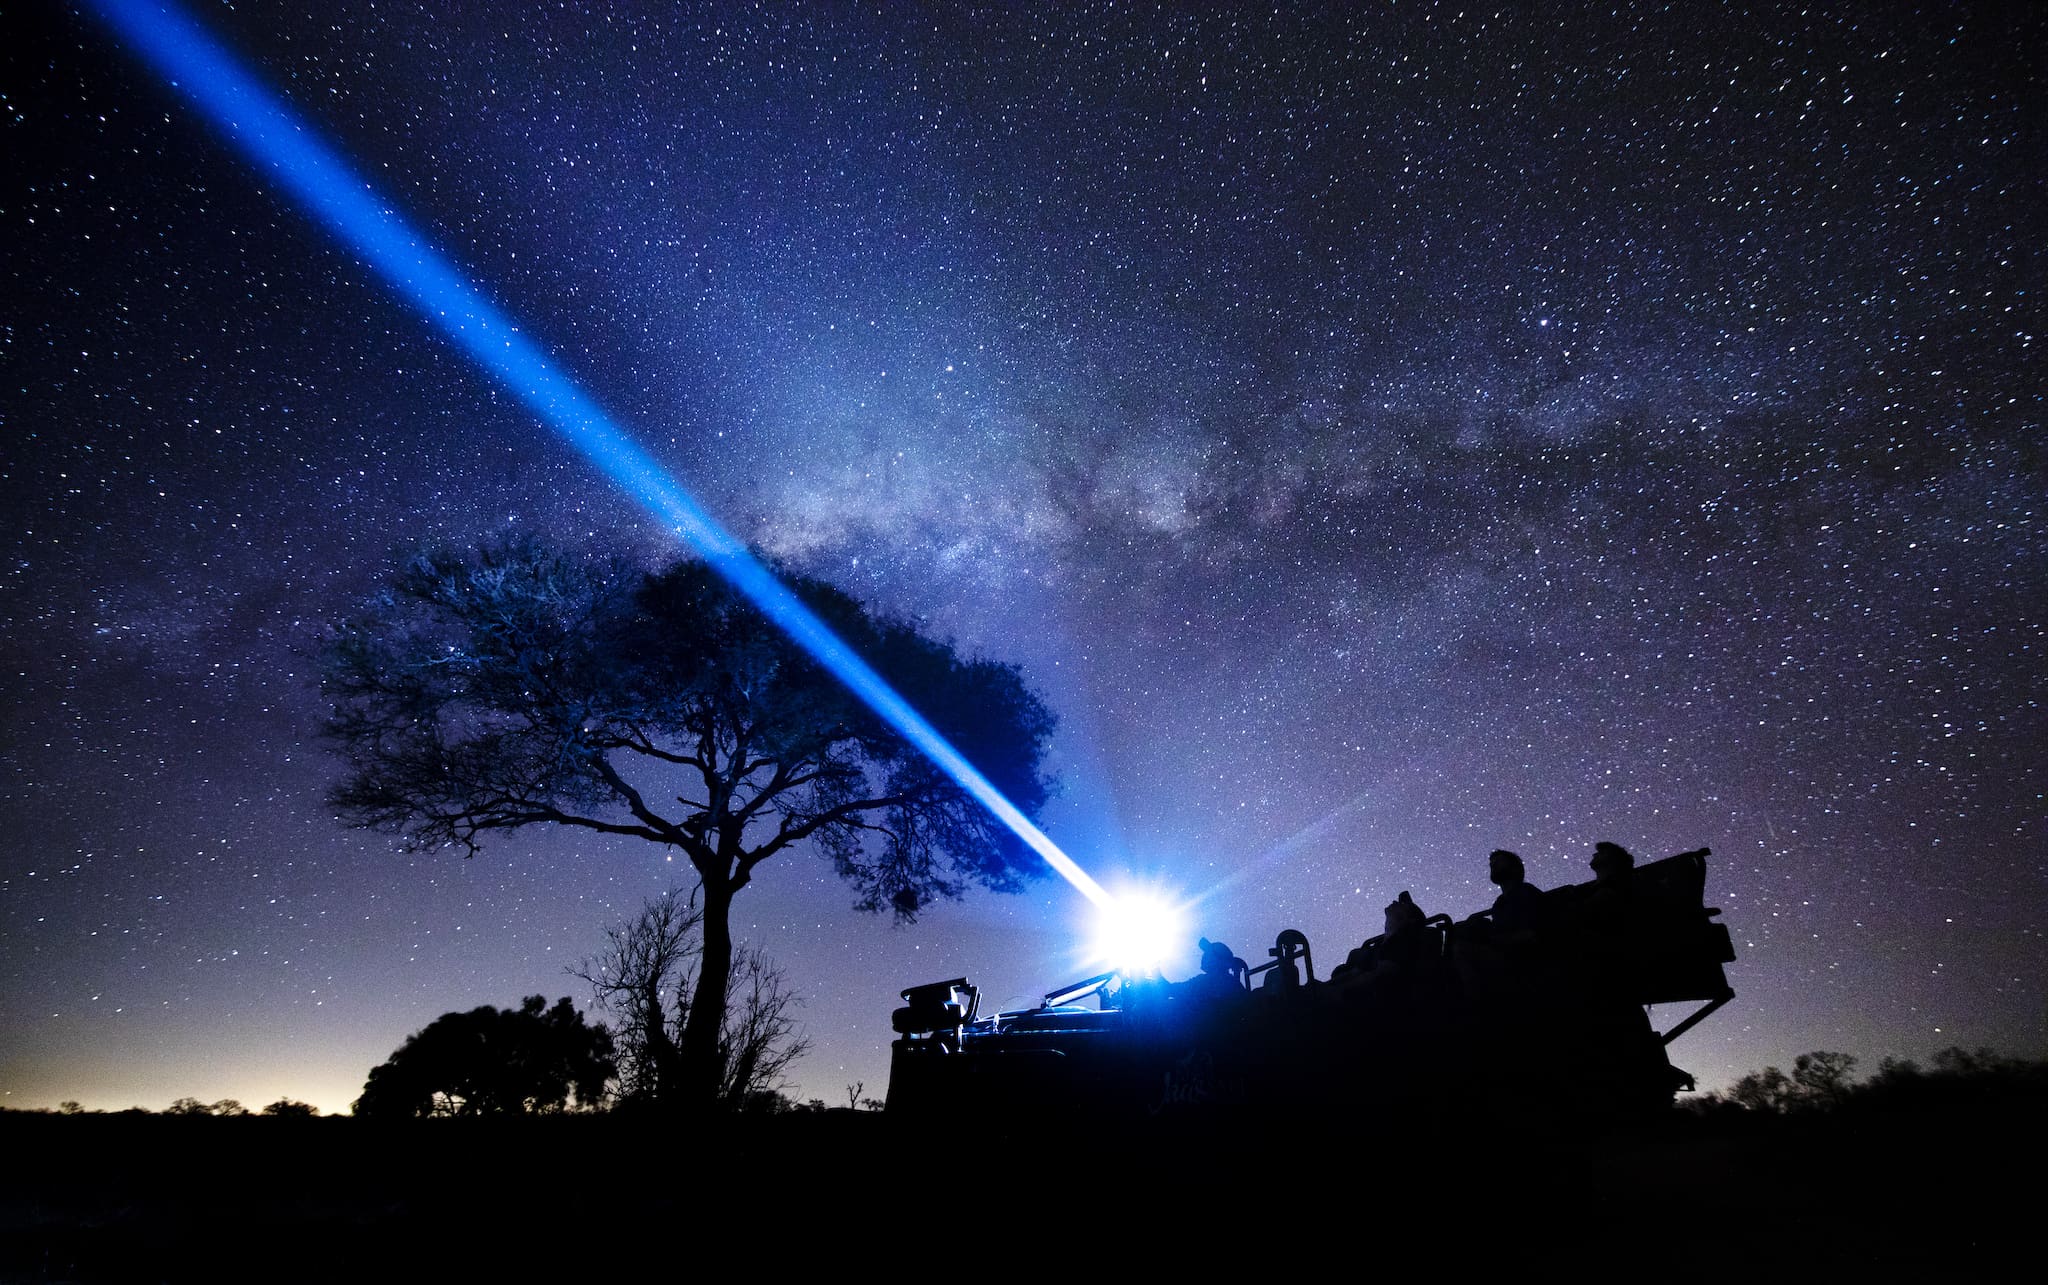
[{"x1": 889, "y1": 848, "x2": 1736, "y2": 1121}]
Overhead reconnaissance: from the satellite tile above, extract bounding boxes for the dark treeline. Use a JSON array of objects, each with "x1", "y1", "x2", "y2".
[
  {"x1": 15, "y1": 1043, "x2": 2041, "y2": 1122},
  {"x1": 1688, "y1": 1044, "x2": 2048, "y2": 1118},
  {"x1": 4, "y1": 1048, "x2": 2043, "y2": 1282},
  {"x1": 23, "y1": 1096, "x2": 322, "y2": 1118}
]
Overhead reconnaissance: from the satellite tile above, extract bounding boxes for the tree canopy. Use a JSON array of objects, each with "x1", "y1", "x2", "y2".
[
  {"x1": 323, "y1": 539, "x2": 1058, "y2": 1106},
  {"x1": 353, "y1": 995, "x2": 614, "y2": 1118}
]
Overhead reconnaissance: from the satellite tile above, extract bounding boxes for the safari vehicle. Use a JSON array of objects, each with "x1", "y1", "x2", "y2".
[{"x1": 887, "y1": 847, "x2": 1736, "y2": 1120}]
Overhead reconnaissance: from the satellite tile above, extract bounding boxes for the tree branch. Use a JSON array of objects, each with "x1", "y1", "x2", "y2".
[
  {"x1": 746, "y1": 793, "x2": 911, "y2": 869},
  {"x1": 617, "y1": 729, "x2": 704, "y2": 769},
  {"x1": 586, "y1": 754, "x2": 686, "y2": 844}
]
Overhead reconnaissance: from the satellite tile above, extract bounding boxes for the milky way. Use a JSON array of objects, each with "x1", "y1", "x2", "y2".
[{"x1": 3, "y1": 2, "x2": 2041, "y2": 1113}]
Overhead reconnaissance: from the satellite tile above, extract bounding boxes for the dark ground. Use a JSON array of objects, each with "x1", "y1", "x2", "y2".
[{"x1": 2, "y1": 1093, "x2": 2038, "y2": 1282}]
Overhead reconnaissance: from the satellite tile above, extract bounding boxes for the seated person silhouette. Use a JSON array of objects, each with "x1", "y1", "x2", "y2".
[
  {"x1": 1333, "y1": 892, "x2": 1429, "y2": 994},
  {"x1": 1570, "y1": 841, "x2": 1641, "y2": 994},
  {"x1": 1584, "y1": 841, "x2": 1637, "y2": 926},
  {"x1": 1457, "y1": 850, "x2": 1548, "y2": 1002},
  {"x1": 1487, "y1": 849, "x2": 1545, "y2": 938},
  {"x1": 1180, "y1": 937, "x2": 1247, "y2": 1003}
]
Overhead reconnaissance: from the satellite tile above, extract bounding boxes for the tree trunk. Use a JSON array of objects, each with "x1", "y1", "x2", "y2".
[{"x1": 676, "y1": 877, "x2": 735, "y2": 1110}]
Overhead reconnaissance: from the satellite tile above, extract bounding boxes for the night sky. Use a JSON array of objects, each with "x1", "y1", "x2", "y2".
[{"x1": 3, "y1": 1, "x2": 2041, "y2": 1115}]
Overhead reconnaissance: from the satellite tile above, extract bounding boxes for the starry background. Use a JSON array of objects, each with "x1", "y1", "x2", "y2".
[{"x1": 2, "y1": 1, "x2": 2041, "y2": 1114}]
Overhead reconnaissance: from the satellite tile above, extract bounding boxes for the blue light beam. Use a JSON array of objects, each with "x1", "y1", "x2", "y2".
[{"x1": 85, "y1": 0, "x2": 1112, "y2": 910}]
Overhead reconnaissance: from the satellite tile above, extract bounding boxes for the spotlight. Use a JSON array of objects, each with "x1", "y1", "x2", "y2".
[{"x1": 1090, "y1": 891, "x2": 1189, "y2": 976}]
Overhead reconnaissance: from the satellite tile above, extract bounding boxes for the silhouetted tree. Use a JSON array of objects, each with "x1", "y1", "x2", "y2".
[
  {"x1": 575, "y1": 892, "x2": 695, "y2": 1106},
  {"x1": 164, "y1": 1097, "x2": 213, "y2": 1116},
  {"x1": 1791, "y1": 1050, "x2": 1858, "y2": 1108},
  {"x1": 1718, "y1": 1050, "x2": 1859, "y2": 1113},
  {"x1": 352, "y1": 995, "x2": 613, "y2": 1118},
  {"x1": 845, "y1": 1082, "x2": 883, "y2": 1111},
  {"x1": 574, "y1": 890, "x2": 811, "y2": 1113},
  {"x1": 260, "y1": 1098, "x2": 320, "y2": 1117},
  {"x1": 324, "y1": 539, "x2": 1056, "y2": 1107},
  {"x1": 718, "y1": 942, "x2": 810, "y2": 1110},
  {"x1": 1931, "y1": 1045, "x2": 2013, "y2": 1077},
  {"x1": 1861, "y1": 1047, "x2": 2041, "y2": 1105},
  {"x1": 1699, "y1": 1046, "x2": 2048, "y2": 1121}
]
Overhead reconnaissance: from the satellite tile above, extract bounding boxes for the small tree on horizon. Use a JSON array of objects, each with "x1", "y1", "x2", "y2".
[
  {"x1": 323, "y1": 539, "x2": 1057, "y2": 1109},
  {"x1": 353, "y1": 995, "x2": 613, "y2": 1118},
  {"x1": 261, "y1": 1098, "x2": 320, "y2": 1117}
]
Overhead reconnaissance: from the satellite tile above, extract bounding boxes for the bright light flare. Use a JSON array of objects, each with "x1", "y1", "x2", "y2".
[
  {"x1": 83, "y1": 0, "x2": 1114, "y2": 911},
  {"x1": 1090, "y1": 891, "x2": 1190, "y2": 976}
]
